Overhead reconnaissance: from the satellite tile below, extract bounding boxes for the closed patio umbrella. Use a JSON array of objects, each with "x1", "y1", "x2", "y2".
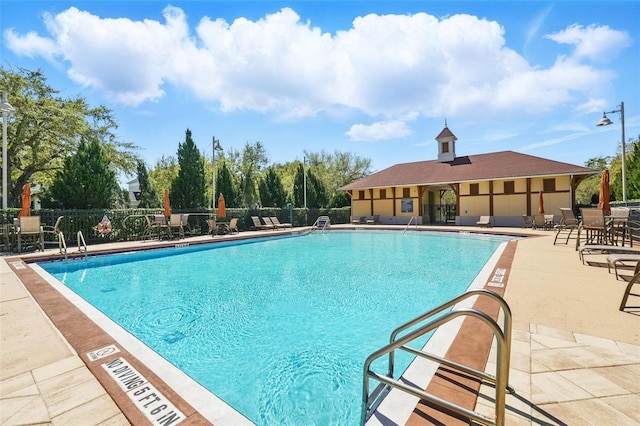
[
  {"x1": 597, "y1": 170, "x2": 611, "y2": 215},
  {"x1": 18, "y1": 183, "x2": 31, "y2": 217},
  {"x1": 538, "y1": 191, "x2": 544, "y2": 214},
  {"x1": 163, "y1": 189, "x2": 171, "y2": 217},
  {"x1": 217, "y1": 193, "x2": 226, "y2": 219}
]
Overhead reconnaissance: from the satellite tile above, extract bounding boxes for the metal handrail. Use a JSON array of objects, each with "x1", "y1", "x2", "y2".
[
  {"x1": 58, "y1": 231, "x2": 68, "y2": 261},
  {"x1": 403, "y1": 216, "x2": 418, "y2": 234},
  {"x1": 310, "y1": 216, "x2": 331, "y2": 233},
  {"x1": 77, "y1": 230, "x2": 88, "y2": 260},
  {"x1": 362, "y1": 289, "x2": 512, "y2": 426}
]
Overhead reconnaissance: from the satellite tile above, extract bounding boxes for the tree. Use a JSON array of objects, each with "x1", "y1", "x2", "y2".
[
  {"x1": 136, "y1": 161, "x2": 159, "y2": 208},
  {"x1": 292, "y1": 162, "x2": 328, "y2": 208},
  {"x1": 216, "y1": 159, "x2": 241, "y2": 208},
  {"x1": 258, "y1": 167, "x2": 287, "y2": 207},
  {"x1": 624, "y1": 136, "x2": 640, "y2": 200},
  {"x1": 170, "y1": 129, "x2": 206, "y2": 209},
  {"x1": 0, "y1": 67, "x2": 140, "y2": 207},
  {"x1": 304, "y1": 150, "x2": 372, "y2": 200},
  {"x1": 239, "y1": 141, "x2": 269, "y2": 208},
  {"x1": 46, "y1": 138, "x2": 119, "y2": 209},
  {"x1": 149, "y1": 155, "x2": 178, "y2": 198},
  {"x1": 575, "y1": 156, "x2": 610, "y2": 205}
]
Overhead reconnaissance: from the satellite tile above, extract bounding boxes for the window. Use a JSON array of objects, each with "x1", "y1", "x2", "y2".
[
  {"x1": 380, "y1": 189, "x2": 386, "y2": 199},
  {"x1": 543, "y1": 178, "x2": 556, "y2": 192},
  {"x1": 470, "y1": 183, "x2": 479, "y2": 195},
  {"x1": 504, "y1": 181, "x2": 515, "y2": 194},
  {"x1": 442, "y1": 142, "x2": 449, "y2": 153},
  {"x1": 403, "y1": 188, "x2": 410, "y2": 198},
  {"x1": 358, "y1": 190, "x2": 365, "y2": 199}
]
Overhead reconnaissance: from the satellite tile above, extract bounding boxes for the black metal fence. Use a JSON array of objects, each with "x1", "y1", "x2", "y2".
[{"x1": 1, "y1": 207, "x2": 351, "y2": 246}]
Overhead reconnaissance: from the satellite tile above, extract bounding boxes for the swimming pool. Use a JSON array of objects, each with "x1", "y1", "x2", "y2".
[{"x1": 38, "y1": 230, "x2": 509, "y2": 425}]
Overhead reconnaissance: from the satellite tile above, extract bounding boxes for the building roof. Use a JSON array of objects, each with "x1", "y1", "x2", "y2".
[{"x1": 340, "y1": 150, "x2": 596, "y2": 190}]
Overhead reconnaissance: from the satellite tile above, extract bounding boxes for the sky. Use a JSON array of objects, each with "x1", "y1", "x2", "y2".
[{"x1": 1, "y1": 1, "x2": 639, "y2": 182}]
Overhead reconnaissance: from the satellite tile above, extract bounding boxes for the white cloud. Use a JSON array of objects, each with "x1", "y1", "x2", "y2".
[
  {"x1": 3, "y1": 6, "x2": 630, "y2": 126},
  {"x1": 545, "y1": 24, "x2": 631, "y2": 63},
  {"x1": 346, "y1": 120, "x2": 412, "y2": 141}
]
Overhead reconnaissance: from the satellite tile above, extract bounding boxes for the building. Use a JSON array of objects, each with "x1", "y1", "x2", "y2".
[
  {"x1": 340, "y1": 125, "x2": 597, "y2": 226},
  {"x1": 127, "y1": 178, "x2": 140, "y2": 208}
]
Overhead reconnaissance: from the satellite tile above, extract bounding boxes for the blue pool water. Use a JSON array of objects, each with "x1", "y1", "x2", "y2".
[{"x1": 40, "y1": 231, "x2": 506, "y2": 425}]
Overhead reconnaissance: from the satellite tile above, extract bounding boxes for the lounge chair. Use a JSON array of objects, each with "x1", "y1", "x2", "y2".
[
  {"x1": 619, "y1": 263, "x2": 640, "y2": 311},
  {"x1": 271, "y1": 217, "x2": 292, "y2": 228},
  {"x1": 262, "y1": 217, "x2": 277, "y2": 229},
  {"x1": 578, "y1": 244, "x2": 640, "y2": 264},
  {"x1": 250, "y1": 216, "x2": 272, "y2": 230},
  {"x1": 607, "y1": 254, "x2": 640, "y2": 279},
  {"x1": 17, "y1": 216, "x2": 44, "y2": 253},
  {"x1": 352, "y1": 216, "x2": 366, "y2": 224},
  {"x1": 553, "y1": 208, "x2": 579, "y2": 245},
  {"x1": 521, "y1": 215, "x2": 533, "y2": 228},
  {"x1": 366, "y1": 215, "x2": 380, "y2": 225},
  {"x1": 476, "y1": 216, "x2": 491, "y2": 227}
]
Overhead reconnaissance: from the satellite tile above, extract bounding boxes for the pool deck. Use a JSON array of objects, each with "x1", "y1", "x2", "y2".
[{"x1": 1, "y1": 225, "x2": 639, "y2": 425}]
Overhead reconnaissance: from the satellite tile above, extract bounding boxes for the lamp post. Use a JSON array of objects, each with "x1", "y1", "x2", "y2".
[
  {"x1": 303, "y1": 155, "x2": 307, "y2": 209},
  {"x1": 212, "y1": 137, "x2": 223, "y2": 209},
  {"x1": 1, "y1": 91, "x2": 15, "y2": 210},
  {"x1": 596, "y1": 101, "x2": 626, "y2": 204}
]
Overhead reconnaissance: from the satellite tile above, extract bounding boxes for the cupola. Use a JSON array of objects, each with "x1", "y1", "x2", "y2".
[{"x1": 436, "y1": 120, "x2": 457, "y2": 163}]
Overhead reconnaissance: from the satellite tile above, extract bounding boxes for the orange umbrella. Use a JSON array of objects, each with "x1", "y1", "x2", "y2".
[
  {"x1": 597, "y1": 170, "x2": 611, "y2": 215},
  {"x1": 18, "y1": 183, "x2": 31, "y2": 217},
  {"x1": 217, "y1": 193, "x2": 226, "y2": 219},
  {"x1": 538, "y1": 191, "x2": 544, "y2": 214},
  {"x1": 163, "y1": 189, "x2": 171, "y2": 217}
]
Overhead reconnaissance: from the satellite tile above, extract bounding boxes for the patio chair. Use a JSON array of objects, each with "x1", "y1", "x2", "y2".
[
  {"x1": 180, "y1": 214, "x2": 191, "y2": 236},
  {"x1": 271, "y1": 217, "x2": 292, "y2": 228},
  {"x1": 42, "y1": 215, "x2": 64, "y2": 251},
  {"x1": 168, "y1": 214, "x2": 184, "y2": 239},
  {"x1": 207, "y1": 219, "x2": 217, "y2": 236},
  {"x1": 228, "y1": 218, "x2": 239, "y2": 234},
  {"x1": 476, "y1": 216, "x2": 492, "y2": 227},
  {"x1": 553, "y1": 208, "x2": 579, "y2": 245},
  {"x1": 532, "y1": 214, "x2": 547, "y2": 230},
  {"x1": 262, "y1": 217, "x2": 277, "y2": 229},
  {"x1": 578, "y1": 208, "x2": 609, "y2": 247},
  {"x1": 17, "y1": 215, "x2": 44, "y2": 253},
  {"x1": 521, "y1": 215, "x2": 533, "y2": 228}
]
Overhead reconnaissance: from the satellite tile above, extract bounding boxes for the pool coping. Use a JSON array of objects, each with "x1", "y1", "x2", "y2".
[{"x1": 5, "y1": 227, "x2": 523, "y2": 425}]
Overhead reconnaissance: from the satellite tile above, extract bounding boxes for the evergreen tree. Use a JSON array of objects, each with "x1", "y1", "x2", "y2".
[
  {"x1": 136, "y1": 160, "x2": 159, "y2": 208},
  {"x1": 47, "y1": 138, "x2": 119, "y2": 209},
  {"x1": 306, "y1": 169, "x2": 328, "y2": 208},
  {"x1": 625, "y1": 137, "x2": 640, "y2": 200},
  {"x1": 293, "y1": 162, "x2": 305, "y2": 207},
  {"x1": 170, "y1": 129, "x2": 206, "y2": 209},
  {"x1": 216, "y1": 160, "x2": 240, "y2": 208},
  {"x1": 258, "y1": 167, "x2": 287, "y2": 207}
]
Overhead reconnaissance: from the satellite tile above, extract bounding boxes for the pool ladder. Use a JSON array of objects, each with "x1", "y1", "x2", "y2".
[
  {"x1": 57, "y1": 230, "x2": 88, "y2": 262},
  {"x1": 362, "y1": 288, "x2": 512, "y2": 425},
  {"x1": 310, "y1": 216, "x2": 331, "y2": 233}
]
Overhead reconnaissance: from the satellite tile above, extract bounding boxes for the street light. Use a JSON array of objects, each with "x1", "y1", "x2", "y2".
[
  {"x1": 303, "y1": 155, "x2": 307, "y2": 209},
  {"x1": 212, "y1": 136, "x2": 223, "y2": 209},
  {"x1": 596, "y1": 101, "x2": 626, "y2": 204},
  {"x1": 1, "y1": 91, "x2": 15, "y2": 210}
]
